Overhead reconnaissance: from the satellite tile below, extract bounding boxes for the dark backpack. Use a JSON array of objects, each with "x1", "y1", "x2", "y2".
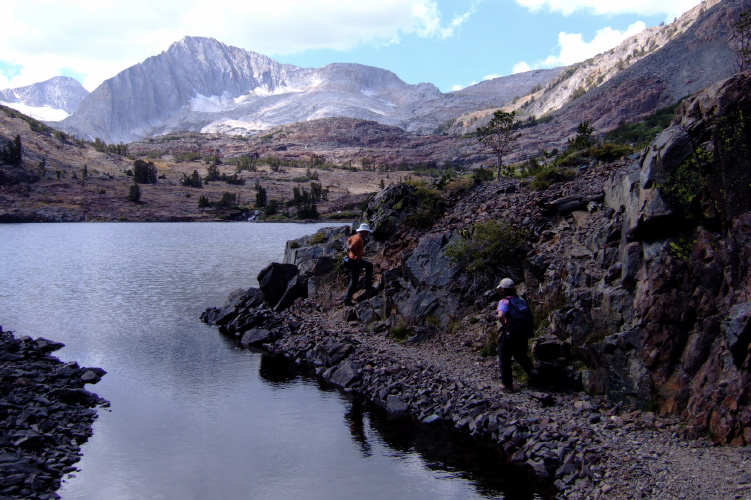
[{"x1": 505, "y1": 296, "x2": 534, "y2": 338}]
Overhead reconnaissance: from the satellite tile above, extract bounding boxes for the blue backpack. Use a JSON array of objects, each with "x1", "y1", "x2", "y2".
[{"x1": 505, "y1": 296, "x2": 534, "y2": 338}]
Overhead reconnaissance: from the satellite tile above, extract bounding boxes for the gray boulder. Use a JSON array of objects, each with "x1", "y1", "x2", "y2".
[
  {"x1": 240, "y1": 328, "x2": 277, "y2": 347},
  {"x1": 258, "y1": 263, "x2": 299, "y2": 309}
]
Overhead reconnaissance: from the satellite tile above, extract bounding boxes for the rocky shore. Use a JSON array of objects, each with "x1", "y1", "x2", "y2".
[
  {"x1": 0, "y1": 327, "x2": 107, "y2": 500},
  {"x1": 200, "y1": 73, "x2": 751, "y2": 499},
  {"x1": 202, "y1": 285, "x2": 751, "y2": 499}
]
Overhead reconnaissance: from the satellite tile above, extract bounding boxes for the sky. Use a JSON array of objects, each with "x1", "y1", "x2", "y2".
[{"x1": 0, "y1": 0, "x2": 703, "y2": 94}]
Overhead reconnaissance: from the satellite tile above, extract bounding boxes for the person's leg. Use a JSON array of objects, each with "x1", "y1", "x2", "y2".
[
  {"x1": 361, "y1": 259, "x2": 374, "y2": 289},
  {"x1": 513, "y1": 338, "x2": 535, "y2": 376},
  {"x1": 345, "y1": 260, "x2": 362, "y2": 300},
  {"x1": 497, "y1": 331, "x2": 513, "y2": 388}
]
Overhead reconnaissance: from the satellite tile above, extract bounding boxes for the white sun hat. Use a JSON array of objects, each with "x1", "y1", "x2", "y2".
[
  {"x1": 356, "y1": 223, "x2": 372, "y2": 233},
  {"x1": 496, "y1": 278, "x2": 515, "y2": 289}
]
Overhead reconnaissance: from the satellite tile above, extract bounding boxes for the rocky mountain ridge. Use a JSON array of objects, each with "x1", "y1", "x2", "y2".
[
  {"x1": 447, "y1": 0, "x2": 742, "y2": 137},
  {"x1": 55, "y1": 36, "x2": 560, "y2": 143},
  {"x1": 0, "y1": 76, "x2": 89, "y2": 121},
  {"x1": 54, "y1": 0, "x2": 728, "y2": 146},
  {"x1": 7, "y1": 0, "x2": 741, "y2": 148}
]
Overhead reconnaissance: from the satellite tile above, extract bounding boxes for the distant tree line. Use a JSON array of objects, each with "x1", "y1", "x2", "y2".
[{"x1": 93, "y1": 138, "x2": 128, "y2": 156}]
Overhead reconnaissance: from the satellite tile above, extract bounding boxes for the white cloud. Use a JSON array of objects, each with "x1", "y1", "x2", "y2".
[
  {"x1": 513, "y1": 21, "x2": 645, "y2": 72},
  {"x1": 512, "y1": 62, "x2": 532, "y2": 74},
  {"x1": 0, "y1": 0, "x2": 471, "y2": 91},
  {"x1": 513, "y1": 0, "x2": 701, "y2": 18}
]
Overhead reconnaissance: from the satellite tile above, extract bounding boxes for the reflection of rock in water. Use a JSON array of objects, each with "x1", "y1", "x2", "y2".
[
  {"x1": 363, "y1": 401, "x2": 551, "y2": 500},
  {"x1": 344, "y1": 400, "x2": 372, "y2": 457},
  {"x1": 259, "y1": 354, "x2": 299, "y2": 385},
  {"x1": 255, "y1": 352, "x2": 555, "y2": 499}
]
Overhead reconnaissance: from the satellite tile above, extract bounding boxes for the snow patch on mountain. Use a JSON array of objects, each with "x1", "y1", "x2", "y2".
[
  {"x1": 201, "y1": 119, "x2": 270, "y2": 136},
  {"x1": 0, "y1": 101, "x2": 70, "y2": 121}
]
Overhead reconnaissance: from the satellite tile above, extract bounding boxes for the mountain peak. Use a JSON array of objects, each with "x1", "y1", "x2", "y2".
[{"x1": 0, "y1": 76, "x2": 89, "y2": 120}]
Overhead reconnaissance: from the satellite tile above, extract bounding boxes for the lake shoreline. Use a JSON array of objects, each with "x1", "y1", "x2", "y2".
[
  {"x1": 0, "y1": 328, "x2": 108, "y2": 500},
  {"x1": 204, "y1": 289, "x2": 751, "y2": 500}
]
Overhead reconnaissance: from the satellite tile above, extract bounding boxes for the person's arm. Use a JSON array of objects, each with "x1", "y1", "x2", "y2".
[{"x1": 497, "y1": 299, "x2": 508, "y2": 327}]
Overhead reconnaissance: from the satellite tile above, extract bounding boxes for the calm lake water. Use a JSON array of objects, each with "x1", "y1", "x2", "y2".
[{"x1": 0, "y1": 223, "x2": 543, "y2": 500}]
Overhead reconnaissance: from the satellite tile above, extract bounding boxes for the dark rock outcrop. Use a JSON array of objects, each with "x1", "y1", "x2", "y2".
[
  {"x1": 0, "y1": 328, "x2": 107, "y2": 499},
  {"x1": 544, "y1": 72, "x2": 751, "y2": 444}
]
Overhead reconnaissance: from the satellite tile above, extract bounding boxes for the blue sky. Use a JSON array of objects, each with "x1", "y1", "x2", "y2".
[{"x1": 1, "y1": 0, "x2": 702, "y2": 93}]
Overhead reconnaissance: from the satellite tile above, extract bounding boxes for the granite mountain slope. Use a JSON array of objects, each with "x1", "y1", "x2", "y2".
[
  {"x1": 0, "y1": 76, "x2": 89, "y2": 121},
  {"x1": 57, "y1": 36, "x2": 561, "y2": 143},
  {"x1": 447, "y1": 0, "x2": 744, "y2": 139}
]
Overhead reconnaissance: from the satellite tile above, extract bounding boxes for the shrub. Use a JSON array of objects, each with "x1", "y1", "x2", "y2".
[
  {"x1": 216, "y1": 192, "x2": 237, "y2": 208},
  {"x1": 444, "y1": 220, "x2": 527, "y2": 295},
  {"x1": 445, "y1": 176, "x2": 473, "y2": 196},
  {"x1": 588, "y1": 143, "x2": 635, "y2": 162},
  {"x1": 480, "y1": 328, "x2": 498, "y2": 358},
  {"x1": 390, "y1": 322, "x2": 410, "y2": 341},
  {"x1": 658, "y1": 147, "x2": 710, "y2": 223},
  {"x1": 529, "y1": 166, "x2": 577, "y2": 190},
  {"x1": 308, "y1": 232, "x2": 327, "y2": 245},
  {"x1": 604, "y1": 103, "x2": 681, "y2": 147},
  {"x1": 404, "y1": 182, "x2": 442, "y2": 229},
  {"x1": 174, "y1": 152, "x2": 201, "y2": 163},
  {"x1": 472, "y1": 166, "x2": 495, "y2": 183}
]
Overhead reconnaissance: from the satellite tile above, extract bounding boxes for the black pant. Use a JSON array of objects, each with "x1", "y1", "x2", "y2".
[
  {"x1": 345, "y1": 259, "x2": 373, "y2": 299},
  {"x1": 498, "y1": 330, "x2": 534, "y2": 387}
]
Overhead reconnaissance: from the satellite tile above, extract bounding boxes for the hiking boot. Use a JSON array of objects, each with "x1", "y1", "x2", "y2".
[
  {"x1": 343, "y1": 299, "x2": 354, "y2": 307},
  {"x1": 499, "y1": 383, "x2": 514, "y2": 392}
]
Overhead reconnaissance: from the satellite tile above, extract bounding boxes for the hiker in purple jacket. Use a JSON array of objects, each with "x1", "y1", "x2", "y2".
[{"x1": 496, "y1": 278, "x2": 538, "y2": 391}]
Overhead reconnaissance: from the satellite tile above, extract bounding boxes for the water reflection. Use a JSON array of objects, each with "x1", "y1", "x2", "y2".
[
  {"x1": 258, "y1": 354, "x2": 555, "y2": 500},
  {"x1": 344, "y1": 400, "x2": 373, "y2": 458}
]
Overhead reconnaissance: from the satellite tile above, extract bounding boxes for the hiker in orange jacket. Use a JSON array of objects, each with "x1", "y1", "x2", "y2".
[{"x1": 344, "y1": 223, "x2": 374, "y2": 306}]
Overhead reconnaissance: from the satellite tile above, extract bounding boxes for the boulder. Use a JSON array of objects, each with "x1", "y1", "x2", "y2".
[
  {"x1": 313, "y1": 342, "x2": 353, "y2": 367},
  {"x1": 258, "y1": 263, "x2": 299, "y2": 309},
  {"x1": 724, "y1": 302, "x2": 751, "y2": 368},
  {"x1": 328, "y1": 361, "x2": 360, "y2": 388},
  {"x1": 403, "y1": 231, "x2": 459, "y2": 288},
  {"x1": 385, "y1": 394, "x2": 409, "y2": 415},
  {"x1": 274, "y1": 275, "x2": 308, "y2": 312},
  {"x1": 240, "y1": 328, "x2": 277, "y2": 347},
  {"x1": 213, "y1": 288, "x2": 248, "y2": 325}
]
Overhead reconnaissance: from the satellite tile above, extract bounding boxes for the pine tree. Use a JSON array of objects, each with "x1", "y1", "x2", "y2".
[
  {"x1": 1, "y1": 135, "x2": 22, "y2": 165},
  {"x1": 476, "y1": 111, "x2": 520, "y2": 180},
  {"x1": 127, "y1": 183, "x2": 141, "y2": 202}
]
